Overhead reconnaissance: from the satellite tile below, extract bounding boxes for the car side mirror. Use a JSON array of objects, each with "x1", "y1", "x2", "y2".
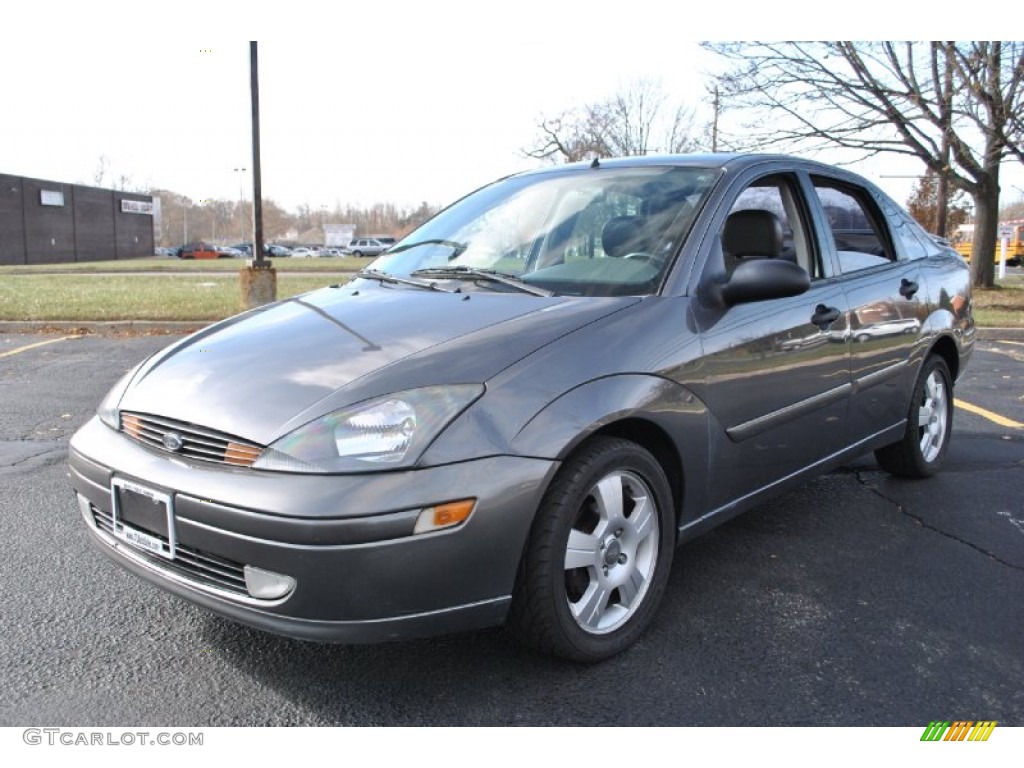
[{"x1": 709, "y1": 259, "x2": 811, "y2": 307}]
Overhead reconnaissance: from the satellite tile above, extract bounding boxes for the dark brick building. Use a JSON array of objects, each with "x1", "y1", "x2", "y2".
[{"x1": 0, "y1": 174, "x2": 154, "y2": 265}]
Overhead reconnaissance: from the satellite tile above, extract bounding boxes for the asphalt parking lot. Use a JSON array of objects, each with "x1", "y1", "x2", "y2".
[{"x1": 0, "y1": 331, "x2": 1021, "y2": 726}]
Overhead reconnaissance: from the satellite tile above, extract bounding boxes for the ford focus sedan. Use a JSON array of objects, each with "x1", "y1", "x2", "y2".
[{"x1": 69, "y1": 154, "x2": 974, "y2": 661}]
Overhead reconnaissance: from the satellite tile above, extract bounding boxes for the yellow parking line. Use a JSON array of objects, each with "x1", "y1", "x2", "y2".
[
  {"x1": 955, "y1": 399, "x2": 1024, "y2": 429},
  {"x1": 0, "y1": 336, "x2": 72, "y2": 359}
]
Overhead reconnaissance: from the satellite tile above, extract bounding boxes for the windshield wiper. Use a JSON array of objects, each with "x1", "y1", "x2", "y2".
[
  {"x1": 411, "y1": 266, "x2": 554, "y2": 297},
  {"x1": 386, "y1": 239, "x2": 468, "y2": 258},
  {"x1": 353, "y1": 269, "x2": 456, "y2": 292}
]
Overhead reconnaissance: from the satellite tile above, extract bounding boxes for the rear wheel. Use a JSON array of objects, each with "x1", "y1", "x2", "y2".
[
  {"x1": 875, "y1": 355, "x2": 953, "y2": 478},
  {"x1": 509, "y1": 437, "x2": 675, "y2": 662}
]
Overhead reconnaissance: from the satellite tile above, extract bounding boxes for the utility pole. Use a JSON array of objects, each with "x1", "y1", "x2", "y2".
[
  {"x1": 233, "y1": 167, "x2": 247, "y2": 242},
  {"x1": 240, "y1": 41, "x2": 276, "y2": 308}
]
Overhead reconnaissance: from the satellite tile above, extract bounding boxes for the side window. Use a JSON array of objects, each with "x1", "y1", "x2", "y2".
[
  {"x1": 810, "y1": 177, "x2": 896, "y2": 273},
  {"x1": 722, "y1": 175, "x2": 821, "y2": 279}
]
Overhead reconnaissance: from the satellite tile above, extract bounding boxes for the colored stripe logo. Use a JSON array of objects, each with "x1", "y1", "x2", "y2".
[{"x1": 921, "y1": 721, "x2": 997, "y2": 741}]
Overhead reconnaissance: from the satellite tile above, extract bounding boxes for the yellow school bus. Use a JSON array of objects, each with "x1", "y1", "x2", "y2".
[{"x1": 953, "y1": 221, "x2": 1024, "y2": 265}]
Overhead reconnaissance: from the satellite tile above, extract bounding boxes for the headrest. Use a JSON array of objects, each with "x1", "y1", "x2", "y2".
[
  {"x1": 601, "y1": 217, "x2": 646, "y2": 258},
  {"x1": 723, "y1": 209, "x2": 783, "y2": 258}
]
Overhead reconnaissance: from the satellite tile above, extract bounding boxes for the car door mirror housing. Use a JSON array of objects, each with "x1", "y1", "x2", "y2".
[{"x1": 717, "y1": 259, "x2": 811, "y2": 306}]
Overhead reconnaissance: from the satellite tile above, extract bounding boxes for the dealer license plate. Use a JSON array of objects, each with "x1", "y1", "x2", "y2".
[{"x1": 110, "y1": 478, "x2": 177, "y2": 560}]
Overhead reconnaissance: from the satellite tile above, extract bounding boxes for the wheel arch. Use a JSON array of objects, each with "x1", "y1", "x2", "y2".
[
  {"x1": 927, "y1": 333, "x2": 960, "y2": 382},
  {"x1": 509, "y1": 374, "x2": 709, "y2": 529}
]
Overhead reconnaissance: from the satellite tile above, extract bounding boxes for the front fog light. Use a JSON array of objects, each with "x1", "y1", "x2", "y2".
[
  {"x1": 243, "y1": 565, "x2": 296, "y2": 600},
  {"x1": 413, "y1": 499, "x2": 476, "y2": 534}
]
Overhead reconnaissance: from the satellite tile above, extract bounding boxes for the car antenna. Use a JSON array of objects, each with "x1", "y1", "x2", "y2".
[{"x1": 590, "y1": 157, "x2": 600, "y2": 169}]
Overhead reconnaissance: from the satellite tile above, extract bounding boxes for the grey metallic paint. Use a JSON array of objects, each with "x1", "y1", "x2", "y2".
[{"x1": 69, "y1": 153, "x2": 974, "y2": 644}]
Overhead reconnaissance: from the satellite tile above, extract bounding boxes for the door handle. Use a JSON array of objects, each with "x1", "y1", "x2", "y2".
[
  {"x1": 900, "y1": 278, "x2": 919, "y2": 299},
  {"x1": 811, "y1": 304, "x2": 840, "y2": 329}
]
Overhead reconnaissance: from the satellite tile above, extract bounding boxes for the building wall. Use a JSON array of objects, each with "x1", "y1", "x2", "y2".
[
  {"x1": 0, "y1": 174, "x2": 27, "y2": 265},
  {"x1": 0, "y1": 173, "x2": 154, "y2": 265}
]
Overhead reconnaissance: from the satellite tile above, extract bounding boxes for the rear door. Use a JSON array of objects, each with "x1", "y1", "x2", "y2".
[{"x1": 805, "y1": 175, "x2": 926, "y2": 442}]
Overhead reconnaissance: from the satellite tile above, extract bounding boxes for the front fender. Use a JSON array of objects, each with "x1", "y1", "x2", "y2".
[{"x1": 509, "y1": 374, "x2": 711, "y2": 525}]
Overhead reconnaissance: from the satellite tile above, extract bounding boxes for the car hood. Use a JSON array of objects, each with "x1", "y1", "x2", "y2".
[{"x1": 119, "y1": 284, "x2": 638, "y2": 445}]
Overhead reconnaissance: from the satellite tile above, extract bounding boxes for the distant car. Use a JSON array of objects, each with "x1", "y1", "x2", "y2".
[
  {"x1": 217, "y1": 246, "x2": 246, "y2": 258},
  {"x1": 264, "y1": 244, "x2": 292, "y2": 257},
  {"x1": 320, "y1": 248, "x2": 345, "y2": 257},
  {"x1": 291, "y1": 247, "x2": 318, "y2": 258},
  {"x1": 230, "y1": 243, "x2": 253, "y2": 256},
  {"x1": 154, "y1": 247, "x2": 177, "y2": 258},
  {"x1": 69, "y1": 153, "x2": 974, "y2": 662},
  {"x1": 346, "y1": 238, "x2": 389, "y2": 257},
  {"x1": 178, "y1": 242, "x2": 220, "y2": 259}
]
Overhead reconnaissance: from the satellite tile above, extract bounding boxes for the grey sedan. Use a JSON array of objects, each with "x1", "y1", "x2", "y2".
[{"x1": 69, "y1": 154, "x2": 973, "y2": 661}]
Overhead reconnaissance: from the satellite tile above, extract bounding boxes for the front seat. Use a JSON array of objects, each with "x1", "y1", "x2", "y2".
[{"x1": 601, "y1": 216, "x2": 647, "y2": 258}]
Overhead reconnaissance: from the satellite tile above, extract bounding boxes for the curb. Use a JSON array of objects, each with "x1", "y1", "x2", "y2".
[
  {"x1": 0, "y1": 320, "x2": 207, "y2": 336},
  {"x1": 976, "y1": 327, "x2": 1024, "y2": 341}
]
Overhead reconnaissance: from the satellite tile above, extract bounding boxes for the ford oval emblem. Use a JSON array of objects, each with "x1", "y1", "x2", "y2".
[{"x1": 162, "y1": 432, "x2": 184, "y2": 452}]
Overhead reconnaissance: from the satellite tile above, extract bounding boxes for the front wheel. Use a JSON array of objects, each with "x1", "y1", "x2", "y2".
[
  {"x1": 509, "y1": 437, "x2": 675, "y2": 662},
  {"x1": 875, "y1": 355, "x2": 953, "y2": 478}
]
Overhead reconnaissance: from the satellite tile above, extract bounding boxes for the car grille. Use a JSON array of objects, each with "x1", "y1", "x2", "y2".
[
  {"x1": 90, "y1": 503, "x2": 249, "y2": 597},
  {"x1": 120, "y1": 412, "x2": 263, "y2": 467}
]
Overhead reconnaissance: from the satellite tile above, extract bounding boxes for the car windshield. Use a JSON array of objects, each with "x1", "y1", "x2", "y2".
[{"x1": 369, "y1": 166, "x2": 718, "y2": 297}]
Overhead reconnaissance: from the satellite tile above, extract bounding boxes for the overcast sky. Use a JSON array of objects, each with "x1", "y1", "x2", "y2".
[{"x1": 2, "y1": 3, "x2": 1018, "y2": 214}]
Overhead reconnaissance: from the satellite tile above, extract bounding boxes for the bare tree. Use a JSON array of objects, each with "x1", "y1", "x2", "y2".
[
  {"x1": 705, "y1": 41, "x2": 1024, "y2": 288},
  {"x1": 526, "y1": 80, "x2": 703, "y2": 163},
  {"x1": 92, "y1": 155, "x2": 109, "y2": 187}
]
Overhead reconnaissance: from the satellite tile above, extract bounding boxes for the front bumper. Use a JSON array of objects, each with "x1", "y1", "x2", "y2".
[{"x1": 69, "y1": 417, "x2": 557, "y2": 642}]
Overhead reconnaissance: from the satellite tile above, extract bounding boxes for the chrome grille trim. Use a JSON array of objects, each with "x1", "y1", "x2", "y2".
[{"x1": 120, "y1": 412, "x2": 263, "y2": 467}]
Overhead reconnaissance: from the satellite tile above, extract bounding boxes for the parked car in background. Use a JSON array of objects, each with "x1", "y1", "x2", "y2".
[
  {"x1": 320, "y1": 248, "x2": 345, "y2": 257},
  {"x1": 217, "y1": 246, "x2": 246, "y2": 258},
  {"x1": 154, "y1": 247, "x2": 177, "y2": 258},
  {"x1": 346, "y1": 238, "x2": 389, "y2": 257},
  {"x1": 264, "y1": 244, "x2": 292, "y2": 257},
  {"x1": 70, "y1": 153, "x2": 974, "y2": 662},
  {"x1": 291, "y1": 247, "x2": 319, "y2": 258},
  {"x1": 178, "y1": 242, "x2": 220, "y2": 259}
]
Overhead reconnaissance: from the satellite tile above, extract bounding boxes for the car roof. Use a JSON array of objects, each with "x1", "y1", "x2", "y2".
[{"x1": 514, "y1": 152, "x2": 868, "y2": 180}]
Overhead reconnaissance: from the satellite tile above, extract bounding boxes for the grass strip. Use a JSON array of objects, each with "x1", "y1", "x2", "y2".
[{"x1": 0, "y1": 274, "x2": 350, "y2": 321}]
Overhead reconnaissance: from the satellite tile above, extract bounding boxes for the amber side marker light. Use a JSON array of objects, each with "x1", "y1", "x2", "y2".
[{"x1": 414, "y1": 499, "x2": 476, "y2": 535}]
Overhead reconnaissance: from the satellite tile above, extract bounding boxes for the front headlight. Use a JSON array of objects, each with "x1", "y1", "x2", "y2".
[
  {"x1": 252, "y1": 384, "x2": 484, "y2": 473},
  {"x1": 97, "y1": 364, "x2": 144, "y2": 430}
]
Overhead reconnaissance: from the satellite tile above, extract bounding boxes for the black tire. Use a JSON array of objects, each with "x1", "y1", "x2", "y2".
[
  {"x1": 509, "y1": 436, "x2": 675, "y2": 662},
  {"x1": 352, "y1": 251, "x2": 363, "y2": 257},
  {"x1": 874, "y1": 355, "x2": 953, "y2": 478}
]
